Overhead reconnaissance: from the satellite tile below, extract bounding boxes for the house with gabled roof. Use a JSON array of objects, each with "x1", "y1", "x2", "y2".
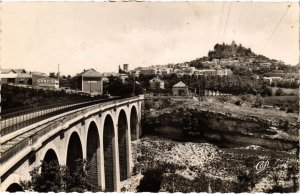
[
  {"x1": 74, "y1": 68, "x2": 103, "y2": 94},
  {"x1": 172, "y1": 81, "x2": 189, "y2": 96},
  {"x1": 1, "y1": 68, "x2": 32, "y2": 85}
]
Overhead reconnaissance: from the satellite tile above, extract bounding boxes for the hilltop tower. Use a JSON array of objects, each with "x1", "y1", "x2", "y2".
[{"x1": 123, "y1": 64, "x2": 128, "y2": 72}]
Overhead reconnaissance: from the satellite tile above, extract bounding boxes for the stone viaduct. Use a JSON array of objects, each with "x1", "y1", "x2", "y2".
[{"x1": 0, "y1": 95, "x2": 144, "y2": 192}]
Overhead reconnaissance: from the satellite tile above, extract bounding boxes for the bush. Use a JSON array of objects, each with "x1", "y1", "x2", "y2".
[
  {"x1": 235, "y1": 100, "x2": 241, "y2": 106},
  {"x1": 287, "y1": 107, "x2": 294, "y2": 113},
  {"x1": 24, "y1": 159, "x2": 97, "y2": 192},
  {"x1": 275, "y1": 88, "x2": 284, "y2": 96},
  {"x1": 261, "y1": 86, "x2": 272, "y2": 97},
  {"x1": 137, "y1": 168, "x2": 164, "y2": 192},
  {"x1": 253, "y1": 94, "x2": 264, "y2": 107}
]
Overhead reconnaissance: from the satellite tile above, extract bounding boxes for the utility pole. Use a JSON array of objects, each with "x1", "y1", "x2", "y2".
[
  {"x1": 90, "y1": 81, "x2": 92, "y2": 93},
  {"x1": 0, "y1": 62, "x2": 2, "y2": 185},
  {"x1": 58, "y1": 64, "x2": 60, "y2": 88},
  {"x1": 133, "y1": 75, "x2": 136, "y2": 96},
  {"x1": 199, "y1": 84, "x2": 201, "y2": 102}
]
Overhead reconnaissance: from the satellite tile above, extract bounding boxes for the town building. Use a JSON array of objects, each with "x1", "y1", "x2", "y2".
[
  {"x1": 216, "y1": 69, "x2": 233, "y2": 76},
  {"x1": 73, "y1": 68, "x2": 103, "y2": 94},
  {"x1": 161, "y1": 68, "x2": 172, "y2": 75},
  {"x1": 140, "y1": 68, "x2": 156, "y2": 75},
  {"x1": 118, "y1": 74, "x2": 129, "y2": 82},
  {"x1": 1, "y1": 69, "x2": 18, "y2": 84},
  {"x1": 1, "y1": 69, "x2": 32, "y2": 85},
  {"x1": 263, "y1": 76, "x2": 283, "y2": 84},
  {"x1": 172, "y1": 81, "x2": 189, "y2": 96},
  {"x1": 35, "y1": 76, "x2": 59, "y2": 89},
  {"x1": 123, "y1": 64, "x2": 129, "y2": 72},
  {"x1": 194, "y1": 69, "x2": 217, "y2": 76},
  {"x1": 177, "y1": 63, "x2": 190, "y2": 68},
  {"x1": 31, "y1": 71, "x2": 59, "y2": 89},
  {"x1": 260, "y1": 62, "x2": 272, "y2": 69}
]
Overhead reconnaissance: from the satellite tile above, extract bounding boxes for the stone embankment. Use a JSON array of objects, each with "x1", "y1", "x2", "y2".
[{"x1": 143, "y1": 97, "x2": 299, "y2": 153}]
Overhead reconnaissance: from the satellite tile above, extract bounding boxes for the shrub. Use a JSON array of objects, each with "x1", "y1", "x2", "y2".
[
  {"x1": 253, "y1": 94, "x2": 264, "y2": 107},
  {"x1": 235, "y1": 100, "x2": 241, "y2": 106},
  {"x1": 137, "y1": 168, "x2": 164, "y2": 192},
  {"x1": 275, "y1": 88, "x2": 284, "y2": 96},
  {"x1": 287, "y1": 107, "x2": 294, "y2": 113},
  {"x1": 25, "y1": 159, "x2": 96, "y2": 192}
]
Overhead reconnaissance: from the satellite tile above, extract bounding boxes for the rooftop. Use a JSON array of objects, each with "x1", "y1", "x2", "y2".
[
  {"x1": 173, "y1": 81, "x2": 187, "y2": 88},
  {"x1": 1, "y1": 69, "x2": 16, "y2": 74},
  {"x1": 76, "y1": 68, "x2": 101, "y2": 77}
]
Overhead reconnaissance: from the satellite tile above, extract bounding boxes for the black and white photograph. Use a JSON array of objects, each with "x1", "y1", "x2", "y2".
[{"x1": 0, "y1": 1, "x2": 299, "y2": 193}]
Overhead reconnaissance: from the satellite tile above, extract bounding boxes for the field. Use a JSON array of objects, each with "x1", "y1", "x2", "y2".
[
  {"x1": 263, "y1": 95, "x2": 299, "y2": 113},
  {"x1": 271, "y1": 87, "x2": 298, "y2": 95}
]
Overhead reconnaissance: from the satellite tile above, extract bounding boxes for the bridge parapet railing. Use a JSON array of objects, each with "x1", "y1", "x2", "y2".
[
  {"x1": 1, "y1": 96, "x2": 137, "y2": 137},
  {"x1": 0, "y1": 96, "x2": 143, "y2": 166}
]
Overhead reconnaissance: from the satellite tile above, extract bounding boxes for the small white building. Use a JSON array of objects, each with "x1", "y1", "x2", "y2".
[
  {"x1": 172, "y1": 81, "x2": 189, "y2": 96},
  {"x1": 263, "y1": 76, "x2": 282, "y2": 84},
  {"x1": 216, "y1": 69, "x2": 233, "y2": 76}
]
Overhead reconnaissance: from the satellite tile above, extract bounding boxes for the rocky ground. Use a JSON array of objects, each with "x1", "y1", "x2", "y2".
[
  {"x1": 122, "y1": 136, "x2": 298, "y2": 192},
  {"x1": 122, "y1": 96, "x2": 299, "y2": 192}
]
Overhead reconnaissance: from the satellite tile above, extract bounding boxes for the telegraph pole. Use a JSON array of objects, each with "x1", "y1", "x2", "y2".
[
  {"x1": 58, "y1": 64, "x2": 60, "y2": 88},
  {"x1": 199, "y1": 84, "x2": 201, "y2": 101},
  {"x1": 133, "y1": 75, "x2": 136, "y2": 96},
  {"x1": 0, "y1": 62, "x2": 2, "y2": 185}
]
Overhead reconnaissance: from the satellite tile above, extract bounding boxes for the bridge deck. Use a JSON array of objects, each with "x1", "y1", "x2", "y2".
[
  {"x1": 0, "y1": 96, "x2": 143, "y2": 169},
  {"x1": 0, "y1": 97, "x2": 124, "y2": 137},
  {"x1": 1, "y1": 118, "x2": 60, "y2": 154}
]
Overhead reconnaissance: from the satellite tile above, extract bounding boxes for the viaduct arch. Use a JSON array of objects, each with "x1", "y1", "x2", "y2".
[
  {"x1": 130, "y1": 106, "x2": 138, "y2": 141},
  {"x1": 86, "y1": 121, "x2": 101, "y2": 191},
  {"x1": 6, "y1": 183, "x2": 23, "y2": 192},
  {"x1": 66, "y1": 132, "x2": 84, "y2": 174},
  {"x1": 0, "y1": 95, "x2": 144, "y2": 192},
  {"x1": 103, "y1": 114, "x2": 115, "y2": 192},
  {"x1": 118, "y1": 109, "x2": 129, "y2": 181}
]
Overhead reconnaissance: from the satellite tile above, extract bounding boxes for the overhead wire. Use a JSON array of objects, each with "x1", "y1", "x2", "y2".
[
  {"x1": 266, "y1": 4, "x2": 291, "y2": 43},
  {"x1": 233, "y1": 3, "x2": 246, "y2": 35},
  {"x1": 259, "y1": 4, "x2": 291, "y2": 57},
  {"x1": 256, "y1": 4, "x2": 272, "y2": 31},
  {"x1": 218, "y1": 3, "x2": 225, "y2": 42},
  {"x1": 222, "y1": 2, "x2": 232, "y2": 42}
]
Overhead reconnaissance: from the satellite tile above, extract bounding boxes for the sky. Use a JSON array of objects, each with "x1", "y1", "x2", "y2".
[{"x1": 1, "y1": 2, "x2": 299, "y2": 76}]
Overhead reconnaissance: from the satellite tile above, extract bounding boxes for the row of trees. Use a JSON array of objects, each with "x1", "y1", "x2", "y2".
[
  {"x1": 103, "y1": 72, "x2": 296, "y2": 97},
  {"x1": 270, "y1": 80, "x2": 298, "y2": 89},
  {"x1": 103, "y1": 76, "x2": 143, "y2": 97},
  {"x1": 137, "y1": 73, "x2": 273, "y2": 97},
  {"x1": 2, "y1": 85, "x2": 93, "y2": 110}
]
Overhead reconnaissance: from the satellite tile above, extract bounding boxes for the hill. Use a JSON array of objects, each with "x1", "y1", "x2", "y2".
[{"x1": 187, "y1": 41, "x2": 292, "y2": 72}]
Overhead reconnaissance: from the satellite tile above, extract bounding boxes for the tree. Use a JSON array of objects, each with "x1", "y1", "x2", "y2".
[
  {"x1": 253, "y1": 94, "x2": 264, "y2": 107},
  {"x1": 150, "y1": 81, "x2": 161, "y2": 93},
  {"x1": 137, "y1": 168, "x2": 164, "y2": 192},
  {"x1": 23, "y1": 159, "x2": 96, "y2": 192},
  {"x1": 260, "y1": 84, "x2": 272, "y2": 97},
  {"x1": 275, "y1": 88, "x2": 284, "y2": 96},
  {"x1": 29, "y1": 160, "x2": 62, "y2": 192},
  {"x1": 49, "y1": 72, "x2": 56, "y2": 78}
]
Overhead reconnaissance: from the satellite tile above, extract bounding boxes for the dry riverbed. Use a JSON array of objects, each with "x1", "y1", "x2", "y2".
[{"x1": 122, "y1": 136, "x2": 298, "y2": 193}]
